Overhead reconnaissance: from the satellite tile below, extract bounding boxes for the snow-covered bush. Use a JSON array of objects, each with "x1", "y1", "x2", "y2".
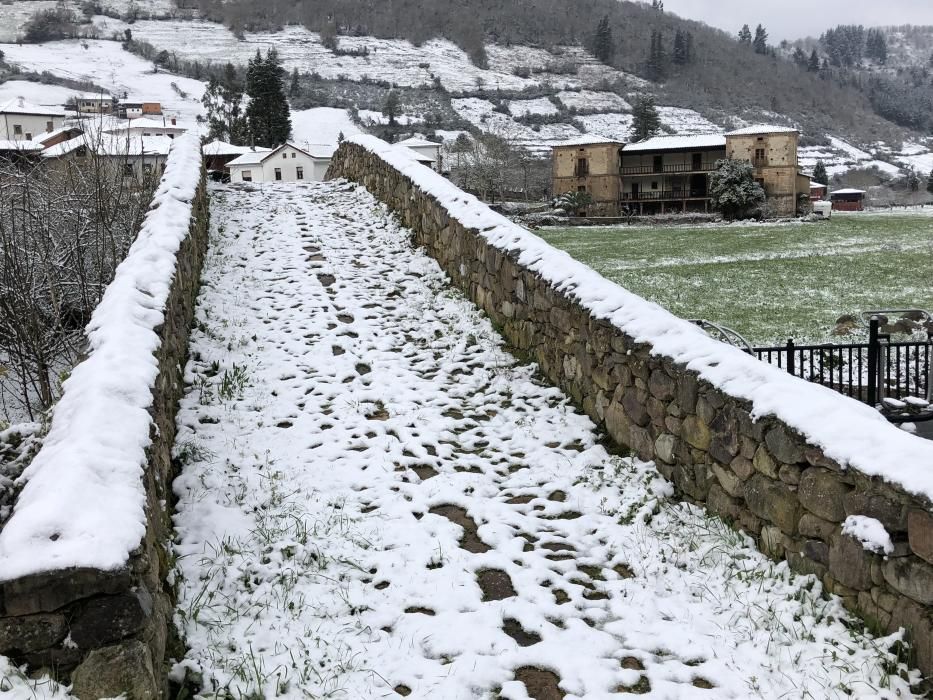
[{"x1": 709, "y1": 158, "x2": 766, "y2": 220}]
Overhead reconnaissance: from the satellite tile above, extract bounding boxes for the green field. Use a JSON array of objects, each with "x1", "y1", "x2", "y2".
[{"x1": 537, "y1": 214, "x2": 933, "y2": 346}]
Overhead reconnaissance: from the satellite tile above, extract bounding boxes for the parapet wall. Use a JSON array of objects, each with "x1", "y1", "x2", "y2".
[
  {"x1": 0, "y1": 133, "x2": 209, "y2": 698},
  {"x1": 328, "y1": 136, "x2": 933, "y2": 677}
]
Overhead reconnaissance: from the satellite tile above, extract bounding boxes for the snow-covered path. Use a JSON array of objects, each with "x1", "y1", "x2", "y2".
[{"x1": 171, "y1": 181, "x2": 919, "y2": 699}]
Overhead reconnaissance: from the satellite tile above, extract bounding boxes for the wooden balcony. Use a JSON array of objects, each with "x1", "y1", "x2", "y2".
[
  {"x1": 620, "y1": 189, "x2": 710, "y2": 202},
  {"x1": 620, "y1": 162, "x2": 718, "y2": 175}
]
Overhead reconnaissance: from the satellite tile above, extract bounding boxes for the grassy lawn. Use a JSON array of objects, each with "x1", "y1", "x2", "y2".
[{"x1": 537, "y1": 213, "x2": 933, "y2": 345}]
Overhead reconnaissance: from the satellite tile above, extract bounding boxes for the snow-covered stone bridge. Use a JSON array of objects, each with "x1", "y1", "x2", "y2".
[{"x1": 169, "y1": 179, "x2": 920, "y2": 699}]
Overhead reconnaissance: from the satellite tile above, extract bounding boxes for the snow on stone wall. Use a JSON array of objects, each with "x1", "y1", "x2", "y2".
[
  {"x1": 328, "y1": 134, "x2": 933, "y2": 676},
  {"x1": 0, "y1": 132, "x2": 208, "y2": 697}
]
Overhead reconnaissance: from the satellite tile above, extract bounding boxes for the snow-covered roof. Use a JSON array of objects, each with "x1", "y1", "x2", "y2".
[
  {"x1": 397, "y1": 136, "x2": 441, "y2": 148},
  {"x1": 36, "y1": 125, "x2": 83, "y2": 145},
  {"x1": 810, "y1": 182, "x2": 827, "y2": 189},
  {"x1": 725, "y1": 125, "x2": 799, "y2": 136},
  {"x1": 106, "y1": 117, "x2": 187, "y2": 132},
  {"x1": 43, "y1": 133, "x2": 175, "y2": 158},
  {"x1": 202, "y1": 140, "x2": 272, "y2": 157},
  {"x1": 0, "y1": 96, "x2": 65, "y2": 117},
  {"x1": 403, "y1": 147, "x2": 435, "y2": 163},
  {"x1": 830, "y1": 188, "x2": 866, "y2": 195},
  {"x1": 556, "y1": 135, "x2": 626, "y2": 148},
  {"x1": 0, "y1": 139, "x2": 43, "y2": 152},
  {"x1": 623, "y1": 133, "x2": 726, "y2": 153},
  {"x1": 228, "y1": 142, "x2": 331, "y2": 167},
  {"x1": 75, "y1": 92, "x2": 113, "y2": 101}
]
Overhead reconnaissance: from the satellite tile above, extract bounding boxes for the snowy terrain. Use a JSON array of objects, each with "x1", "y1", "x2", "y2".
[
  {"x1": 169, "y1": 179, "x2": 921, "y2": 698},
  {"x1": 0, "y1": 39, "x2": 207, "y2": 125},
  {"x1": 290, "y1": 107, "x2": 363, "y2": 150}
]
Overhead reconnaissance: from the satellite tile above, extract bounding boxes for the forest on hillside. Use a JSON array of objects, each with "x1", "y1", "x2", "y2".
[{"x1": 181, "y1": 0, "x2": 914, "y2": 146}]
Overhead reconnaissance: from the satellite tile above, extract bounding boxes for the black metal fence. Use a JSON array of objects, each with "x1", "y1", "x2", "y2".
[{"x1": 752, "y1": 318, "x2": 931, "y2": 406}]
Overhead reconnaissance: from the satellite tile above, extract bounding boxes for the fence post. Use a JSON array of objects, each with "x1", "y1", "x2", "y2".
[
  {"x1": 786, "y1": 339, "x2": 795, "y2": 375},
  {"x1": 867, "y1": 316, "x2": 879, "y2": 406}
]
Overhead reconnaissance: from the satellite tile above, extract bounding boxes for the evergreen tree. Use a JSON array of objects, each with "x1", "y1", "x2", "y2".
[
  {"x1": 812, "y1": 159, "x2": 828, "y2": 185},
  {"x1": 866, "y1": 29, "x2": 888, "y2": 64},
  {"x1": 593, "y1": 15, "x2": 614, "y2": 64},
  {"x1": 738, "y1": 24, "x2": 752, "y2": 46},
  {"x1": 651, "y1": 0, "x2": 664, "y2": 11},
  {"x1": 753, "y1": 24, "x2": 768, "y2": 54},
  {"x1": 709, "y1": 159, "x2": 766, "y2": 220},
  {"x1": 202, "y1": 63, "x2": 249, "y2": 144},
  {"x1": 245, "y1": 48, "x2": 292, "y2": 147},
  {"x1": 631, "y1": 94, "x2": 661, "y2": 141},
  {"x1": 792, "y1": 47, "x2": 807, "y2": 67},
  {"x1": 384, "y1": 90, "x2": 400, "y2": 126},
  {"x1": 907, "y1": 167, "x2": 921, "y2": 193},
  {"x1": 337, "y1": 131, "x2": 346, "y2": 144},
  {"x1": 673, "y1": 30, "x2": 687, "y2": 66},
  {"x1": 927, "y1": 169, "x2": 933, "y2": 195},
  {"x1": 646, "y1": 30, "x2": 667, "y2": 81},
  {"x1": 807, "y1": 49, "x2": 821, "y2": 72},
  {"x1": 289, "y1": 67, "x2": 300, "y2": 97}
]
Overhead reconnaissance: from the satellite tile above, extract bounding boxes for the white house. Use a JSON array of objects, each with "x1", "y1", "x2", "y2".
[
  {"x1": 396, "y1": 136, "x2": 443, "y2": 171},
  {"x1": 105, "y1": 117, "x2": 188, "y2": 139},
  {"x1": 0, "y1": 97, "x2": 66, "y2": 142},
  {"x1": 227, "y1": 142, "x2": 332, "y2": 184}
]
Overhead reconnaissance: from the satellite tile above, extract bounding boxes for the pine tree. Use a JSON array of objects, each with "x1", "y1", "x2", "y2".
[
  {"x1": 792, "y1": 47, "x2": 807, "y2": 67},
  {"x1": 646, "y1": 30, "x2": 667, "y2": 81},
  {"x1": 202, "y1": 63, "x2": 249, "y2": 144},
  {"x1": 738, "y1": 24, "x2": 752, "y2": 46},
  {"x1": 631, "y1": 94, "x2": 661, "y2": 141},
  {"x1": 807, "y1": 49, "x2": 820, "y2": 72},
  {"x1": 651, "y1": 0, "x2": 664, "y2": 11},
  {"x1": 289, "y1": 67, "x2": 300, "y2": 97},
  {"x1": 753, "y1": 24, "x2": 768, "y2": 54},
  {"x1": 812, "y1": 160, "x2": 828, "y2": 185},
  {"x1": 927, "y1": 169, "x2": 933, "y2": 195},
  {"x1": 245, "y1": 48, "x2": 292, "y2": 147},
  {"x1": 384, "y1": 90, "x2": 400, "y2": 126},
  {"x1": 907, "y1": 167, "x2": 920, "y2": 193},
  {"x1": 673, "y1": 30, "x2": 687, "y2": 66},
  {"x1": 593, "y1": 15, "x2": 614, "y2": 64}
]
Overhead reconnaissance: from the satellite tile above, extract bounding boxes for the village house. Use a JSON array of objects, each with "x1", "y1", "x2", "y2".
[
  {"x1": 105, "y1": 117, "x2": 188, "y2": 139},
  {"x1": 117, "y1": 100, "x2": 163, "y2": 120},
  {"x1": 810, "y1": 182, "x2": 828, "y2": 201},
  {"x1": 227, "y1": 142, "x2": 332, "y2": 184},
  {"x1": 830, "y1": 187, "x2": 866, "y2": 211},
  {"x1": 396, "y1": 136, "x2": 444, "y2": 172},
  {"x1": 42, "y1": 132, "x2": 172, "y2": 183},
  {"x1": 0, "y1": 97, "x2": 66, "y2": 142},
  {"x1": 73, "y1": 93, "x2": 115, "y2": 115},
  {"x1": 202, "y1": 140, "x2": 272, "y2": 180},
  {"x1": 552, "y1": 125, "x2": 810, "y2": 217}
]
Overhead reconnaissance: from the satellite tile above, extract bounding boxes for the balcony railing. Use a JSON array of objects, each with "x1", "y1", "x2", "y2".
[
  {"x1": 620, "y1": 162, "x2": 718, "y2": 175},
  {"x1": 621, "y1": 189, "x2": 709, "y2": 202}
]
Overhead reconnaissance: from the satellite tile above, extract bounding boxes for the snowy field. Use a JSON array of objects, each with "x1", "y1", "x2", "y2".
[
  {"x1": 167, "y1": 179, "x2": 921, "y2": 698},
  {"x1": 0, "y1": 0, "x2": 176, "y2": 42},
  {"x1": 0, "y1": 39, "x2": 207, "y2": 125}
]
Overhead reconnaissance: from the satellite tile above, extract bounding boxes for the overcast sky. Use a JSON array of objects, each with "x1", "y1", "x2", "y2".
[{"x1": 648, "y1": 0, "x2": 933, "y2": 42}]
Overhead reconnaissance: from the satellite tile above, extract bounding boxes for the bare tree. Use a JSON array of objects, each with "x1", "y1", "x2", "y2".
[{"x1": 0, "y1": 143, "x2": 156, "y2": 422}]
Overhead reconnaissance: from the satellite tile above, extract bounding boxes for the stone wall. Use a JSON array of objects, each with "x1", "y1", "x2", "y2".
[
  {"x1": 0, "y1": 161, "x2": 209, "y2": 697},
  {"x1": 328, "y1": 139, "x2": 933, "y2": 678}
]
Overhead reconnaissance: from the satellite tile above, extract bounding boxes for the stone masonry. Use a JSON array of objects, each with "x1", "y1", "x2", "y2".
[
  {"x1": 0, "y1": 169, "x2": 209, "y2": 698},
  {"x1": 327, "y1": 140, "x2": 933, "y2": 678}
]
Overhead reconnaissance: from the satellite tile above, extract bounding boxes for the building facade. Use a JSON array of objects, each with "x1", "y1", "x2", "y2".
[
  {"x1": 0, "y1": 97, "x2": 66, "y2": 141},
  {"x1": 552, "y1": 138, "x2": 624, "y2": 216},
  {"x1": 228, "y1": 143, "x2": 331, "y2": 184},
  {"x1": 551, "y1": 126, "x2": 809, "y2": 217}
]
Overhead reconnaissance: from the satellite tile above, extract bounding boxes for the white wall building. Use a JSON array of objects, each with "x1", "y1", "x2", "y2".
[
  {"x1": 105, "y1": 117, "x2": 188, "y2": 139},
  {"x1": 228, "y1": 143, "x2": 332, "y2": 184},
  {"x1": 396, "y1": 136, "x2": 442, "y2": 171},
  {"x1": 0, "y1": 97, "x2": 66, "y2": 141},
  {"x1": 42, "y1": 132, "x2": 173, "y2": 182}
]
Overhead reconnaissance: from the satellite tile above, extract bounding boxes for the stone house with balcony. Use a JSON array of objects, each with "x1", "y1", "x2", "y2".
[{"x1": 551, "y1": 125, "x2": 809, "y2": 217}]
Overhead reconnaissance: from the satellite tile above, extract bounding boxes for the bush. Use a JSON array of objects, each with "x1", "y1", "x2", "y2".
[
  {"x1": 21, "y1": 7, "x2": 80, "y2": 43},
  {"x1": 709, "y1": 159, "x2": 766, "y2": 220}
]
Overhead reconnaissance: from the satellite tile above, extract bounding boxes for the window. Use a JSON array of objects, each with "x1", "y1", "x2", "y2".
[
  {"x1": 653, "y1": 155, "x2": 663, "y2": 173},
  {"x1": 13, "y1": 125, "x2": 22, "y2": 136},
  {"x1": 296, "y1": 166, "x2": 304, "y2": 180},
  {"x1": 168, "y1": 134, "x2": 174, "y2": 139},
  {"x1": 274, "y1": 167, "x2": 283, "y2": 181},
  {"x1": 25, "y1": 133, "x2": 32, "y2": 141},
  {"x1": 143, "y1": 132, "x2": 151, "y2": 136},
  {"x1": 123, "y1": 163, "x2": 135, "y2": 177},
  {"x1": 46, "y1": 121, "x2": 54, "y2": 132},
  {"x1": 291, "y1": 152, "x2": 296, "y2": 158},
  {"x1": 241, "y1": 170, "x2": 252, "y2": 182},
  {"x1": 577, "y1": 185, "x2": 586, "y2": 192},
  {"x1": 143, "y1": 163, "x2": 154, "y2": 174},
  {"x1": 575, "y1": 157, "x2": 589, "y2": 177},
  {"x1": 282, "y1": 153, "x2": 288, "y2": 159},
  {"x1": 651, "y1": 181, "x2": 659, "y2": 190}
]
